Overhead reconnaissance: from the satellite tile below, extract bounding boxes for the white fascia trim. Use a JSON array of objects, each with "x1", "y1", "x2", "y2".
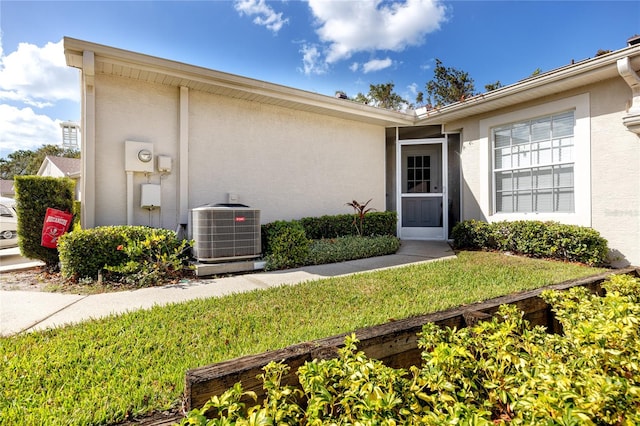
[{"x1": 478, "y1": 93, "x2": 591, "y2": 227}]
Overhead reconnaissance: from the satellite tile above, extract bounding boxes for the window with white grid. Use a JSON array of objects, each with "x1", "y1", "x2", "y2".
[{"x1": 493, "y1": 111, "x2": 575, "y2": 213}]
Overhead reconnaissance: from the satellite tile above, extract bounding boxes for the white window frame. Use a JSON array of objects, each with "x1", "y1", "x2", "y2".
[
  {"x1": 492, "y1": 111, "x2": 576, "y2": 214},
  {"x1": 479, "y1": 93, "x2": 591, "y2": 226}
]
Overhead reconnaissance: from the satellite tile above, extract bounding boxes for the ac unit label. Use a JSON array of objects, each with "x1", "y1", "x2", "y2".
[{"x1": 235, "y1": 217, "x2": 246, "y2": 222}]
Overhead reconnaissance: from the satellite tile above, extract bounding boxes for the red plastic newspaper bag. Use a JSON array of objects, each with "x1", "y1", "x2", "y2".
[{"x1": 41, "y1": 208, "x2": 73, "y2": 248}]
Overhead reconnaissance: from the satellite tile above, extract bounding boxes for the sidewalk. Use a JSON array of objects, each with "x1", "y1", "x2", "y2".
[{"x1": 0, "y1": 240, "x2": 455, "y2": 337}]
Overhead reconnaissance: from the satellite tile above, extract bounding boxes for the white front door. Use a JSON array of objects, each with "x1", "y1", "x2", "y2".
[{"x1": 397, "y1": 138, "x2": 448, "y2": 240}]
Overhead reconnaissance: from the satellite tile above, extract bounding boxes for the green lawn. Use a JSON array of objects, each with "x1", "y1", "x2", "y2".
[{"x1": 0, "y1": 251, "x2": 607, "y2": 425}]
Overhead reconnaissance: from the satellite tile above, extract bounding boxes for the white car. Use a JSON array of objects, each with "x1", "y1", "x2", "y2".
[{"x1": 0, "y1": 197, "x2": 18, "y2": 248}]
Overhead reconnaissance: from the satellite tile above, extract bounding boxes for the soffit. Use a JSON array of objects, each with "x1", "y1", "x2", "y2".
[{"x1": 64, "y1": 37, "x2": 415, "y2": 127}]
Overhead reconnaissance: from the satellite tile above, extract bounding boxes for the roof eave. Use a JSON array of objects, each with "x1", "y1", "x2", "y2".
[
  {"x1": 64, "y1": 37, "x2": 415, "y2": 127},
  {"x1": 415, "y1": 45, "x2": 640, "y2": 125}
]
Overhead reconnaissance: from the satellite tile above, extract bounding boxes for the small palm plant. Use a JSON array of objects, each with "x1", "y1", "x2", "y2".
[{"x1": 346, "y1": 199, "x2": 375, "y2": 236}]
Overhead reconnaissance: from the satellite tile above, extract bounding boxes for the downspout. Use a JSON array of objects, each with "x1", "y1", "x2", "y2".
[
  {"x1": 617, "y1": 56, "x2": 640, "y2": 135},
  {"x1": 82, "y1": 50, "x2": 96, "y2": 228},
  {"x1": 179, "y1": 86, "x2": 189, "y2": 228},
  {"x1": 126, "y1": 171, "x2": 134, "y2": 225}
]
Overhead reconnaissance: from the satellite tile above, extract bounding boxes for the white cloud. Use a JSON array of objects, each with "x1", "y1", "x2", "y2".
[
  {"x1": 0, "y1": 39, "x2": 79, "y2": 106},
  {"x1": 0, "y1": 105, "x2": 61, "y2": 155},
  {"x1": 299, "y1": 43, "x2": 328, "y2": 75},
  {"x1": 0, "y1": 39, "x2": 80, "y2": 157},
  {"x1": 308, "y1": 0, "x2": 447, "y2": 64},
  {"x1": 407, "y1": 82, "x2": 419, "y2": 97},
  {"x1": 349, "y1": 62, "x2": 360, "y2": 72},
  {"x1": 234, "y1": 0, "x2": 288, "y2": 33},
  {"x1": 362, "y1": 57, "x2": 393, "y2": 73}
]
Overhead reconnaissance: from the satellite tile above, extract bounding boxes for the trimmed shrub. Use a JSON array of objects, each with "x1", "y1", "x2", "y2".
[
  {"x1": 261, "y1": 213, "x2": 399, "y2": 270},
  {"x1": 299, "y1": 211, "x2": 397, "y2": 239},
  {"x1": 544, "y1": 221, "x2": 609, "y2": 266},
  {"x1": 306, "y1": 235, "x2": 400, "y2": 265},
  {"x1": 298, "y1": 214, "x2": 352, "y2": 239},
  {"x1": 450, "y1": 219, "x2": 493, "y2": 249},
  {"x1": 262, "y1": 221, "x2": 310, "y2": 271},
  {"x1": 452, "y1": 219, "x2": 609, "y2": 266},
  {"x1": 58, "y1": 225, "x2": 189, "y2": 281},
  {"x1": 14, "y1": 176, "x2": 75, "y2": 270}
]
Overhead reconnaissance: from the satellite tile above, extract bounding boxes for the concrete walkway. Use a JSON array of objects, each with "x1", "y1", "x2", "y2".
[{"x1": 0, "y1": 240, "x2": 455, "y2": 337}]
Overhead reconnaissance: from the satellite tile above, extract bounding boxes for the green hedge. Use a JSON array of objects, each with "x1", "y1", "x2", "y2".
[
  {"x1": 299, "y1": 211, "x2": 397, "y2": 239},
  {"x1": 451, "y1": 219, "x2": 609, "y2": 266},
  {"x1": 58, "y1": 226, "x2": 183, "y2": 280},
  {"x1": 14, "y1": 176, "x2": 75, "y2": 269},
  {"x1": 261, "y1": 213, "x2": 400, "y2": 271},
  {"x1": 306, "y1": 235, "x2": 400, "y2": 266},
  {"x1": 261, "y1": 221, "x2": 310, "y2": 271}
]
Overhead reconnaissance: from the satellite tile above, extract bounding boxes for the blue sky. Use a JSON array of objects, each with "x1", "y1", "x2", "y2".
[{"x1": 1, "y1": 0, "x2": 638, "y2": 158}]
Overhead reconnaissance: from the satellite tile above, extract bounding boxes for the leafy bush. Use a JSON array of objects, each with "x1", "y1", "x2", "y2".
[
  {"x1": 262, "y1": 221, "x2": 310, "y2": 271},
  {"x1": 104, "y1": 230, "x2": 192, "y2": 287},
  {"x1": 450, "y1": 219, "x2": 493, "y2": 249},
  {"x1": 306, "y1": 235, "x2": 400, "y2": 265},
  {"x1": 183, "y1": 274, "x2": 640, "y2": 425},
  {"x1": 452, "y1": 220, "x2": 609, "y2": 266},
  {"x1": 299, "y1": 211, "x2": 397, "y2": 239},
  {"x1": 13, "y1": 176, "x2": 75, "y2": 270},
  {"x1": 58, "y1": 226, "x2": 190, "y2": 283},
  {"x1": 297, "y1": 215, "x2": 352, "y2": 239},
  {"x1": 261, "y1": 211, "x2": 399, "y2": 270},
  {"x1": 262, "y1": 216, "x2": 399, "y2": 270}
]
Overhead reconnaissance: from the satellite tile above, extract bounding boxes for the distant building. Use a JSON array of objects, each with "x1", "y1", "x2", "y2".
[
  {"x1": 37, "y1": 155, "x2": 82, "y2": 200},
  {"x1": 60, "y1": 121, "x2": 81, "y2": 150},
  {"x1": 0, "y1": 180, "x2": 15, "y2": 198}
]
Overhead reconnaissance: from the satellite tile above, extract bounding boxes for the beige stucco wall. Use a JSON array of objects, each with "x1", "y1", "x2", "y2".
[
  {"x1": 589, "y1": 79, "x2": 640, "y2": 266},
  {"x1": 188, "y1": 91, "x2": 385, "y2": 223},
  {"x1": 93, "y1": 75, "x2": 179, "y2": 228},
  {"x1": 91, "y1": 74, "x2": 386, "y2": 231},
  {"x1": 447, "y1": 78, "x2": 640, "y2": 266}
]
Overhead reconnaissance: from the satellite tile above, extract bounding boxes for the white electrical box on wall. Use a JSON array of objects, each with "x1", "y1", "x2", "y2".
[
  {"x1": 125, "y1": 140, "x2": 154, "y2": 173},
  {"x1": 157, "y1": 155, "x2": 172, "y2": 173},
  {"x1": 140, "y1": 184, "x2": 161, "y2": 209}
]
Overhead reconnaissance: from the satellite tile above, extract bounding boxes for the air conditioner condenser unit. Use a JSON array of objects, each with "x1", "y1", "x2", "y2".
[{"x1": 189, "y1": 204, "x2": 261, "y2": 263}]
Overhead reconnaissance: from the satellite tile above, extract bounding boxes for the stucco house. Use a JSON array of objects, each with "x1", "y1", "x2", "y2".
[
  {"x1": 0, "y1": 180, "x2": 15, "y2": 198},
  {"x1": 37, "y1": 155, "x2": 82, "y2": 200},
  {"x1": 63, "y1": 37, "x2": 640, "y2": 266}
]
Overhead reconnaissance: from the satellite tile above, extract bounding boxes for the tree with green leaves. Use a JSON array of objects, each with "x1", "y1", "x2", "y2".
[
  {"x1": 484, "y1": 81, "x2": 503, "y2": 92},
  {"x1": 0, "y1": 145, "x2": 80, "y2": 180},
  {"x1": 425, "y1": 59, "x2": 476, "y2": 107},
  {"x1": 353, "y1": 82, "x2": 409, "y2": 111}
]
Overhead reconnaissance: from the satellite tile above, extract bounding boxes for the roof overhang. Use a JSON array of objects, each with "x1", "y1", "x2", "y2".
[
  {"x1": 64, "y1": 38, "x2": 640, "y2": 131},
  {"x1": 63, "y1": 37, "x2": 415, "y2": 127},
  {"x1": 414, "y1": 45, "x2": 640, "y2": 126}
]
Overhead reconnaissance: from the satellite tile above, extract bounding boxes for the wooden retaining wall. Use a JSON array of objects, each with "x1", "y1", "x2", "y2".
[{"x1": 184, "y1": 267, "x2": 638, "y2": 413}]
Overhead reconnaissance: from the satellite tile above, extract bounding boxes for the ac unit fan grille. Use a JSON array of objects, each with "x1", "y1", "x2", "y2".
[{"x1": 191, "y1": 208, "x2": 261, "y2": 262}]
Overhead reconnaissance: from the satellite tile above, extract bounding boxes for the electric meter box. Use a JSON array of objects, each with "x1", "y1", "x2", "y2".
[{"x1": 125, "y1": 140, "x2": 154, "y2": 173}]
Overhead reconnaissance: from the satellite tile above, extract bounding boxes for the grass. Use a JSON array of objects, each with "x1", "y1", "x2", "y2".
[{"x1": 0, "y1": 251, "x2": 607, "y2": 425}]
